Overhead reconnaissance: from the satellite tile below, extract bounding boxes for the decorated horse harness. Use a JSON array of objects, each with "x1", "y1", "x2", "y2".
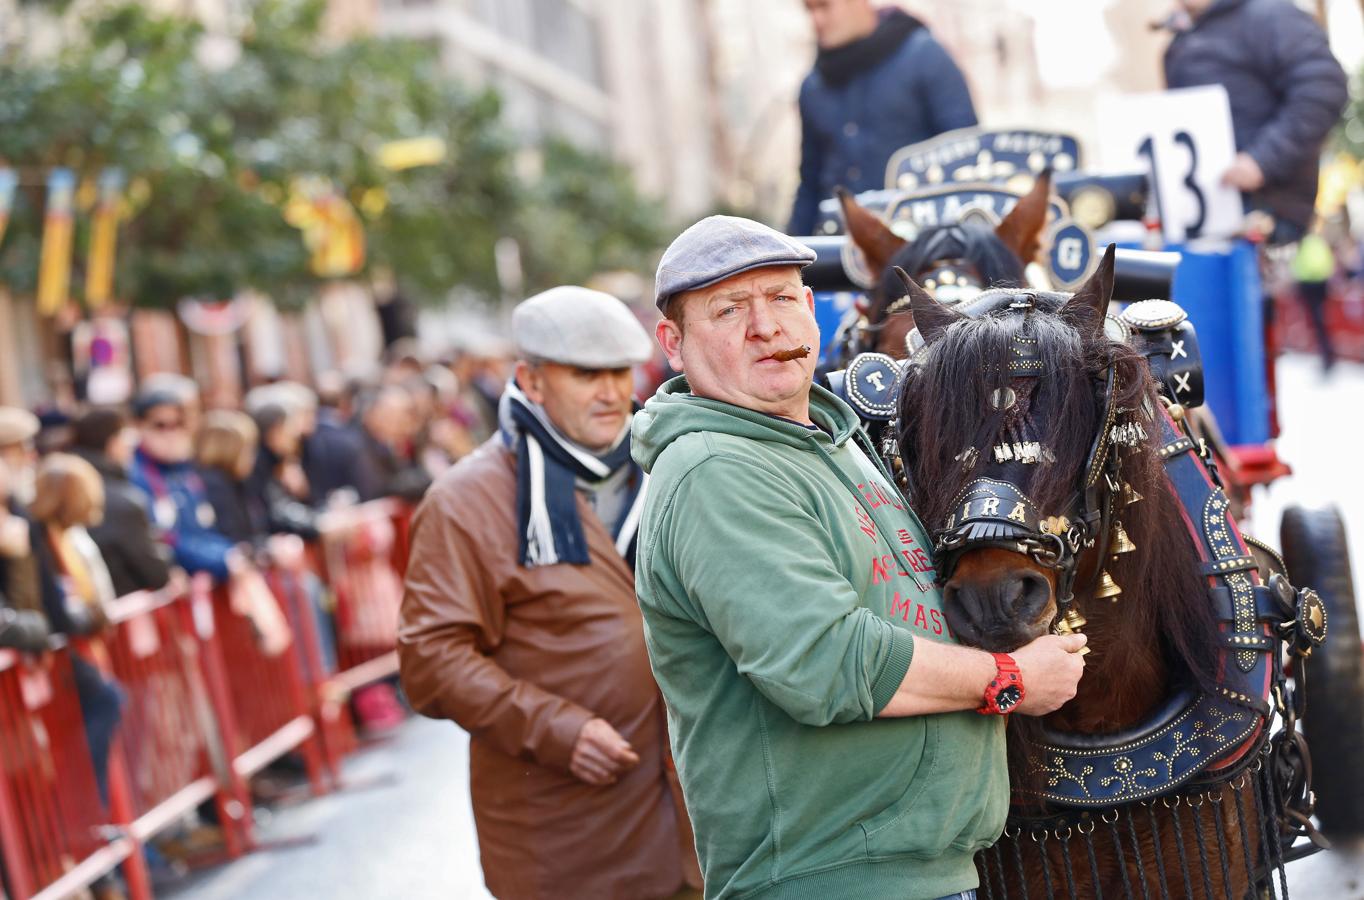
[{"x1": 828, "y1": 292, "x2": 1329, "y2": 895}]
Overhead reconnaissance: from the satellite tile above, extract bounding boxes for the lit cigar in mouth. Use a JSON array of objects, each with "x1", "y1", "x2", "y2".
[{"x1": 769, "y1": 344, "x2": 812, "y2": 362}]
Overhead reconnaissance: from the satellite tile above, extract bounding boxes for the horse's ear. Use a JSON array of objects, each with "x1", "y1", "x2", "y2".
[
  {"x1": 995, "y1": 168, "x2": 1051, "y2": 266},
  {"x1": 838, "y1": 186, "x2": 906, "y2": 277},
  {"x1": 893, "y1": 266, "x2": 963, "y2": 344},
  {"x1": 1061, "y1": 243, "x2": 1117, "y2": 336}
]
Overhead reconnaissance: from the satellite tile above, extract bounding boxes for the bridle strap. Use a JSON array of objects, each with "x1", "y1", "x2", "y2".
[{"x1": 935, "y1": 478, "x2": 1072, "y2": 583}]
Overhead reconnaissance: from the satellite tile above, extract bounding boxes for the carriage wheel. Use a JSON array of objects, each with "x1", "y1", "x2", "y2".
[{"x1": 1280, "y1": 504, "x2": 1364, "y2": 837}]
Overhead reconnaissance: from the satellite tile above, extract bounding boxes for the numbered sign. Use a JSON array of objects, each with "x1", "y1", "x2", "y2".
[{"x1": 1098, "y1": 86, "x2": 1244, "y2": 244}]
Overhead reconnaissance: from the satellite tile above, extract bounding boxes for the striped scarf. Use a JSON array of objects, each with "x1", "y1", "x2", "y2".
[{"x1": 499, "y1": 383, "x2": 647, "y2": 569}]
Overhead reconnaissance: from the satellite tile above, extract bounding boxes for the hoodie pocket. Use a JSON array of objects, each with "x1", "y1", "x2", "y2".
[{"x1": 858, "y1": 717, "x2": 945, "y2": 858}]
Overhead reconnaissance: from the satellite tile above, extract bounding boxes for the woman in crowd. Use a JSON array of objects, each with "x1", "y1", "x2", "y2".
[
  {"x1": 196, "y1": 410, "x2": 267, "y2": 547},
  {"x1": 28, "y1": 453, "x2": 125, "y2": 806},
  {"x1": 198, "y1": 406, "x2": 339, "y2": 678}
]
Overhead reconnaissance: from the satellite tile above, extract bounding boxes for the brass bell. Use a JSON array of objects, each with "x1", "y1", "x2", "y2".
[
  {"x1": 1094, "y1": 569, "x2": 1123, "y2": 600},
  {"x1": 1054, "y1": 608, "x2": 1092, "y2": 655},
  {"x1": 1121, "y1": 482, "x2": 1144, "y2": 506},
  {"x1": 1110, "y1": 521, "x2": 1137, "y2": 555}
]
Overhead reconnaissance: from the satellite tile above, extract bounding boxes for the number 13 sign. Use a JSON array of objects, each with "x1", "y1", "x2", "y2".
[{"x1": 1099, "y1": 86, "x2": 1245, "y2": 244}]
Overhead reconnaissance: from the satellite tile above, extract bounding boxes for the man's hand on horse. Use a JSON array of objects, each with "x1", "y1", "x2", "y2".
[
  {"x1": 1012, "y1": 633, "x2": 1087, "y2": 717},
  {"x1": 570, "y1": 718, "x2": 640, "y2": 786}
]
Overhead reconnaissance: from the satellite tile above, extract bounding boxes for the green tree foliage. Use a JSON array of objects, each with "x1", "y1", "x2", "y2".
[
  {"x1": 1336, "y1": 64, "x2": 1364, "y2": 160},
  {"x1": 0, "y1": 0, "x2": 669, "y2": 308},
  {"x1": 517, "y1": 138, "x2": 672, "y2": 296}
]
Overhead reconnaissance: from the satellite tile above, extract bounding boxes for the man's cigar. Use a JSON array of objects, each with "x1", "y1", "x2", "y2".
[{"x1": 770, "y1": 344, "x2": 812, "y2": 362}]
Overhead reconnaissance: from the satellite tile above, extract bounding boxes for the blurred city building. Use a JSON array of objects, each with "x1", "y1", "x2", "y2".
[{"x1": 377, "y1": 0, "x2": 726, "y2": 218}]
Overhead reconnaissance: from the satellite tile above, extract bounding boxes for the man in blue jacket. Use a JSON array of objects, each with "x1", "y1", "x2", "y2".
[
  {"x1": 787, "y1": 0, "x2": 977, "y2": 235},
  {"x1": 1163, "y1": 0, "x2": 1347, "y2": 244},
  {"x1": 129, "y1": 388, "x2": 241, "y2": 582}
]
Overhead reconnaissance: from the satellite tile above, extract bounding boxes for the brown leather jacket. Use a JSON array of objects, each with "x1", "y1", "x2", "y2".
[{"x1": 399, "y1": 439, "x2": 696, "y2": 899}]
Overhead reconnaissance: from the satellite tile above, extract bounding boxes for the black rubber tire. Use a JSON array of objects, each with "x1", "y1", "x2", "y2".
[{"x1": 1280, "y1": 504, "x2": 1364, "y2": 837}]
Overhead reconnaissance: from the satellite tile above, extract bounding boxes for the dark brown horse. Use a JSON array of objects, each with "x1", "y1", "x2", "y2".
[
  {"x1": 834, "y1": 169, "x2": 1052, "y2": 361},
  {"x1": 893, "y1": 250, "x2": 1275, "y2": 898}
]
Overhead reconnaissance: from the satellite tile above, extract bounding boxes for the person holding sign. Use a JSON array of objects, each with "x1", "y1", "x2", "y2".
[{"x1": 1161, "y1": 0, "x2": 1347, "y2": 244}]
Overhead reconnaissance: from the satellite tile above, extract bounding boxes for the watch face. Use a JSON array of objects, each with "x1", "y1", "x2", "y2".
[{"x1": 996, "y1": 686, "x2": 1023, "y2": 712}]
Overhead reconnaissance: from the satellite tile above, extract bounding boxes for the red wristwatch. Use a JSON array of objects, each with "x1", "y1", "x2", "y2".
[{"x1": 976, "y1": 653, "x2": 1025, "y2": 715}]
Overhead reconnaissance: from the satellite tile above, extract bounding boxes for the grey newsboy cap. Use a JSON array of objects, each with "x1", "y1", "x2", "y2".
[
  {"x1": 654, "y1": 215, "x2": 817, "y2": 311},
  {"x1": 512, "y1": 286, "x2": 653, "y2": 369}
]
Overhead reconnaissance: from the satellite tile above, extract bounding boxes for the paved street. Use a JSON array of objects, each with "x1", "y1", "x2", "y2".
[
  {"x1": 163, "y1": 718, "x2": 494, "y2": 899},
  {"x1": 165, "y1": 353, "x2": 1364, "y2": 900}
]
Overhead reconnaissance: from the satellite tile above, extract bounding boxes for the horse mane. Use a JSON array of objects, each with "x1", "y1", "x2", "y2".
[
  {"x1": 871, "y1": 224, "x2": 1028, "y2": 324},
  {"x1": 896, "y1": 293, "x2": 1221, "y2": 708}
]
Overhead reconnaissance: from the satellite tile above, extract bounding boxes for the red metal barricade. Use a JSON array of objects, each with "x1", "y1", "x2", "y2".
[
  {"x1": 0, "y1": 501, "x2": 417, "y2": 897},
  {"x1": 318, "y1": 499, "x2": 408, "y2": 692},
  {"x1": 205, "y1": 576, "x2": 329, "y2": 795},
  {"x1": 0, "y1": 644, "x2": 137, "y2": 900},
  {"x1": 86, "y1": 588, "x2": 253, "y2": 862}
]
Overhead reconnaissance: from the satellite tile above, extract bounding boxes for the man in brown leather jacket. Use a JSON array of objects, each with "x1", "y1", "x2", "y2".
[{"x1": 398, "y1": 287, "x2": 698, "y2": 900}]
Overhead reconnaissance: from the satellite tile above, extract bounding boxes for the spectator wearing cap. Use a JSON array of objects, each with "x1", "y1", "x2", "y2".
[
  {"x1": 70, "y1": 408, "x2": 171, "y2": 598},
  {"x1": 632, "y1": 216, "x2": 1086, "y2": 899},
  {"x1": 128, "y1": 390, "x2": 241, "y2": 583},
  {"x1": 141, "y1": 372, "x2": 203, "y2": 437},
  {"x1": 399, "y1": 286, "x2": 699, "y2": 900},
  {"x1": 129, "y1": 390, "x2": 292, "y2": 656},
  {"x1": 0, "y1": 407, "x2": 39, "y2": 505}
]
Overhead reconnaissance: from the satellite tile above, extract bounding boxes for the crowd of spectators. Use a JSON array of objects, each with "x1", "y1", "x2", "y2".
[{"x1": 0, "y1": 346, "x2": 511, "y2": 894}]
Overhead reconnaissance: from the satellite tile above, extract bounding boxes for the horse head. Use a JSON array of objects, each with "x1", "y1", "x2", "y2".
[
  {"x1": 893, "y1": 245, "x2": 1219, "y2": 731},
  {"x1": 837, "y1": 171, "x2": 1052, "y2": 360}
]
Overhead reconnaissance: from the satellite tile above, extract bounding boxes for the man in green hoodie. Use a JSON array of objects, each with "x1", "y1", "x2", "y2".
[{"x1": 632, "y1": 215, "x2": 1088, "y2": 900}]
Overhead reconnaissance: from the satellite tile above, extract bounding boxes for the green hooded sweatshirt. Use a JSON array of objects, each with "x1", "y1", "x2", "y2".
[{"x1": 632, "y1": 377, "x2": 1007, "y2": 900}]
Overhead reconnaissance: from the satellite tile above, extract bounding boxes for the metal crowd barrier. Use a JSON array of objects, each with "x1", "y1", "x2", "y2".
[
  {"x1": 0, "y1": 643, "x2": 133, "y2": 900},
  {"x1": 207, "y1": 578, "x2": 329, "y2": 796},
  {"x1": 318, "y1": 498, "x2": 409, "y2": 693},
  {"x1": 0, "y1": 498, "x2": 416, "y2": 899}
]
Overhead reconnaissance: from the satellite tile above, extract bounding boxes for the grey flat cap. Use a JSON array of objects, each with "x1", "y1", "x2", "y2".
[
  {"x1": 512, "y1": 286, "x2": 653, "y2": 369},
  {"x1": 655, "y1": 215, "x2": 817, "y2": 310},
  {"x1": 0, "y1": 407, "x2": 39, "y2": 447}
]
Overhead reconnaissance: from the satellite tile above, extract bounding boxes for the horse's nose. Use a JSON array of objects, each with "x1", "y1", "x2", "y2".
[{"x1": 943, "y1": 570, "x2": 1053, "y2": 646}]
